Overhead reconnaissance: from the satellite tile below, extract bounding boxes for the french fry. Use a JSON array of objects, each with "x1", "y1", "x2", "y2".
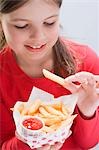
[
  {"x1": 61, "y1": 114, "x2": 77, "y2": 126},
  {"x1": 43, "y1": 69, "x2": 65, "y2": 86},
  {"x1": 32, "y1": 112, "x2": 39, "y2": 116},
  {"x1": 21, "y1": 107, "x2": 29, "y2": 116},
  {"x1": 50, "y1": 122, "x2": 61, "y2": 131},
  {"x1": 20, "y1": 102, "x2": 32, "y2": 115},
  {"x1": 42, "y1": 116, "x2": 62, "y2": 126},
  {"x1": 44, "y1": 105, "x2": 66, "y2": 119},
  {"x1": 11, "y1": 102, "x2": 27, "y2": 115},
  {"x1": 17, "y1": 103, "x2": 24, "y2": 113},
  {"x1": 62, "y1": 103, "x2": 68, "y2": 116},
  {"x1": 38, "y1": 113, "x2": 46, "y2": 118},
  {"x1": 62, "y1": 103, "x2": 71, "y2": 116},
  {"x1": 28, "y1": 99, "x2": 41, "y2": 115},
  {"x1": 52, "y1": 101, "x2": 62, "y2": 110},
  {"x1": 39, "y1": 106, "x2": 57, "y2": 118},
  {"x1": 10, "y1": 102, "x2": 25, "y2": 113},
  {"x1": 42, "y1": 126, "x2": 55, "y2": 133},
  {"x1": 42, "y1": 122, "x2": 61, "y2": 133}
]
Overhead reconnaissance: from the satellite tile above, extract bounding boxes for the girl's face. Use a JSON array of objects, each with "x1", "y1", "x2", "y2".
[{"x1": 1, "y1": 0, "x2": 60, "y2": 64}]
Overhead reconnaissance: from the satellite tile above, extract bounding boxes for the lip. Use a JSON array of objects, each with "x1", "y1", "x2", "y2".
[{"x1": 25, "y1": 44, "x2": 46, "y2": 52}]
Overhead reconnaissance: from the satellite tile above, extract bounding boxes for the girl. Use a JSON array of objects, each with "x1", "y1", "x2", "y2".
[{"x1": 0, "y1": 0, "x2": 99, "y2": 149}]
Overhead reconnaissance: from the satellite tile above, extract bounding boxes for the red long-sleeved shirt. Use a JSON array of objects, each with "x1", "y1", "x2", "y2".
[{"x1": 0, "y1": 40, "x2": 99, "y2": 150}]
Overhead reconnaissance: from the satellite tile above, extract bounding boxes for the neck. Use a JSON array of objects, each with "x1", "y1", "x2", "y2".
[{"x1": 15, "y1": 52, "x2": 54, "y2": 78}]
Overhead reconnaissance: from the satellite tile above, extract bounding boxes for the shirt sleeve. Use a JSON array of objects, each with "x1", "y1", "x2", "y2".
[
  {"x1": 0, "y1": 101, "x2": 31, "y2": 150},
  {"x1": 81, "y1": 46, "x2": 99, "y2": 74},
  {"x1": 72, "y1": 106, "x2": 99, "y2": 149},
  {"x1": 2, "y1": 137, "x2": 32, "y2": 150}
]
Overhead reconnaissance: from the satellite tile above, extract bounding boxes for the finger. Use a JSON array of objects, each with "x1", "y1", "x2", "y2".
[
  {"x1": 75, "y1": 73, "x2": 91, "y2": 83},
  {"x1": 65, "y1": 75, "x2": 77, "y2": 82},
  {"x1": 87, "y1": 77, "x2": 96, "y2": 87},
  {"x1": 50, "y1": 142, "x2": 63, "y2": 150},
  {"x1": 92, "y1": 75, "x2": 99, "y2": 82},
  {"x1": 75, "y1": 72, "x2": 98, "y2": 85},
  {"x1": 37, "y1": 144, "x2": 51, "y2": 150},
  {"x1": 81, "y1": 77, "x2": 96, "y2": 92},
  {"x1": 65, "y1": 72, "x2": 94, "y2": 84},
  {"x1": 75, "y1": 71, "x2": 94, "y2": 78},
  {"x1": 96, "y1": 88, "x2": 99, "y2": 94},
  {"x1": 63, "y1": 81, "x2": 79, "y2": 93}
]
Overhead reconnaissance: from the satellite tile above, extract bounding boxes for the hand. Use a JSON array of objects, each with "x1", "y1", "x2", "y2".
[
  {"x1": 15, "y1": 131, "x2": 34, "y2": 150},
  {"x1": 37, "y1": 144, "x2": 51, "y2": 150},
  {"x1": 37, "y1": 142, "x2": 63, "y2": 150},
  {"x1": 15, "y1": 130, "x2": 27, "y2": 144},
  {"x1": 64, "y1": 72, "x2": 99, "y2": 117}
]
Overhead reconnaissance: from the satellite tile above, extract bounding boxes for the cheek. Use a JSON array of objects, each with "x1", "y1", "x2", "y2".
[
  {"x1": 3, "y1": 25, "x2": 27, "y2": 45},
  {"x1": 48, "y1": 25, "x2": 59, "y2": 40},
  {"x1": 51, "y1": 23, "x2": 59, "y2": 38},
  {"x1": 48, "y1": 27, "x2": 59, "y2": 43},
  {"x1": 51, "y1": 30, "x2": 59, "y2": 38},
  {"x1": 3, "y1": 27, "x2": 28, "y2": 53},
  {"x1": 7, "y1": 30, "x2": 25, "y2": 43}
]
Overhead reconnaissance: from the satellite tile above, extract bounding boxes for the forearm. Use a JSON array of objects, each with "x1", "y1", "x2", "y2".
[
  {"x1": 1, "y1": 137, "x2": 32, "y2": 150},
  {"x1": 72, "y1": 106, "x2": 99, "y2": 149},
  {"x1": 77, "y1": 92, "x2": 99, "y2": 117}
]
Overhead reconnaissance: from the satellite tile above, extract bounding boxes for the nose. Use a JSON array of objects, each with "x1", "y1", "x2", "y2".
[{"x1": 29, "y1": 27, "x2": 45, "y2": 41}]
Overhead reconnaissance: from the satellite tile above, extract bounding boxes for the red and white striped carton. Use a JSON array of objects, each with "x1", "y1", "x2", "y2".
[{"x1": 13, "y1": 87, "x2": 78, "y2": 149}]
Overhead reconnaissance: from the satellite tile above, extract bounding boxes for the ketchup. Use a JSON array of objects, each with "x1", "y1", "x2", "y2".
[{"x1": 22, "y1": 118, "x2": 43, "y2": 130}]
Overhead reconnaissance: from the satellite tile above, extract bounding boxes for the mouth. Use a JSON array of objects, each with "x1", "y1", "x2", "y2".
[{"x1": 25, "y1": 44, "x2": 46, "y2": 52}]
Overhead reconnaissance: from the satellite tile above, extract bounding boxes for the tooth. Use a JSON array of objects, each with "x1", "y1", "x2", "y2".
[
  {"x1": 32, "y1": 45, "x2": 41, "y2": 49},
  {"x1": 33, "y1": 46, "x2": 36, "y2": 48}
]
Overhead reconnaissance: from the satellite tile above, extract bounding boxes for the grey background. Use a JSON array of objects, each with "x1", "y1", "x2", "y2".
[{"x1": 60, "y1": 0, "x2": 99, "y2": 55}]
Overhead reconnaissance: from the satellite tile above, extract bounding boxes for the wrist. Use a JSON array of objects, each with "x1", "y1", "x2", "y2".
[
  {"x1": 77, "y1": 104, "x2": 97, "y2": 118},
  {"x1": 77, "y1": 95, "x2": 99, "y2": 117}
]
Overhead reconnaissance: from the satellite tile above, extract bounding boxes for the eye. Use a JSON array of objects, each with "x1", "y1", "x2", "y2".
[
  {"x1": 44, "y1": 22, "x2": 55, "y2": 26},
  {"x1": 14, "y1": 24, "x2": 28, "y2": 29}
]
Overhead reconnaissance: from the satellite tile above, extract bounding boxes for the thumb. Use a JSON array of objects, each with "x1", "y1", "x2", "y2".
[{"x1": 63, "y1": 80, "x2": 79, "y2": 93}]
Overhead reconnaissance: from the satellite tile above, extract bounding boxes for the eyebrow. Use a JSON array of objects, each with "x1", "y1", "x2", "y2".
[
  {"x1": 10, "y1": 14, "x2": 59, "y2": 22},
  {"x1": 45, "y1": 14, "x2": 59, "y2": 20}
]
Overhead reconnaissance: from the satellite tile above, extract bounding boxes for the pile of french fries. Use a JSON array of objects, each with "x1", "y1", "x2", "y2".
[{"x1": 13, "y1": 99, "x2": 77, "y2": 133}]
